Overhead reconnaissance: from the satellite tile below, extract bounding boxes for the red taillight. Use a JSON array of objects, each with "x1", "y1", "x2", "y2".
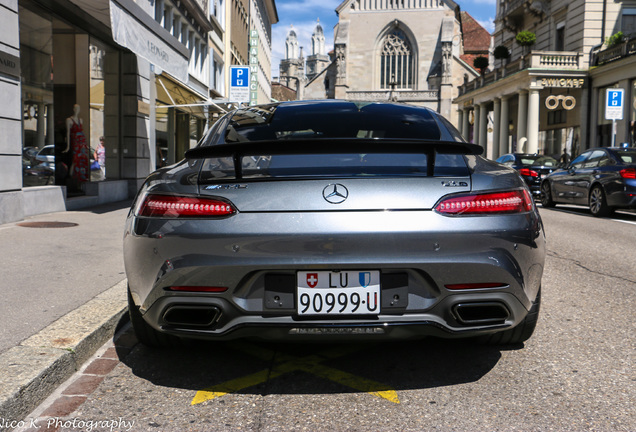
[
  {"x1": 519, "y1": 168, "x2": 539, "y2": 177},
  {"x1": 139, "y1": 194, "x2": 236, "y2": 218},
  {"x1": 168, "y1": 286, "x2": 228, "y2": 292},
  {"x1": 435, "y1": 190, "x2": 533, "y2": 215},
  {"x1": 445, "y1": 283, "x2": 508, "y2": 290},
  {"x1": 620, "y1": 168, "x2": 636, "y2": 179}
]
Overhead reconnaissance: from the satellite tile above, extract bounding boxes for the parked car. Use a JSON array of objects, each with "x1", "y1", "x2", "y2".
[
  {"x1": 496, "y1": 153, "x2": 559, "y2": 198},
  {"x1": 124, "y1": 100, "x2": 545, "y2": 348},
  {"x1": 540, "y1": 147, "x2": 636, "y2": 217},
  {"x1": 35, "y1": 144, "x2": 55, "y2": 164},
  {"x1": 22, "y1": 146, "x2": 55, "y2": 186},
  {"x1": 22, "y1": 146, "x2": 39, "y2": 164}
]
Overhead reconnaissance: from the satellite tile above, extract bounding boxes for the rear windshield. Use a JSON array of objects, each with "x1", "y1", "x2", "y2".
[
  {"x1": 610, "y1": 148, "x2": 636, "y2": 164},
  {"x1": 200, "y1": 152, "x2": 469, "y2": 181},
  {"x1": 518, "y1": 155, "x2": 558, "y2": 166},
  {"x1": 198, "y1": 102, "x2": 469, "y2": 181},
  {"x1": 222, "y1": 102, "x2": 441, "y2": 143}
]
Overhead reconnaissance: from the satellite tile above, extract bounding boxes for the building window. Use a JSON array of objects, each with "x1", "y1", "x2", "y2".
[
  {"x1": 380, "y1": 29, "x2": 413, "y2": 90},
  {"x1": 555, "y1": 22, "x2": 565, "y2": 51},
  {"x1": 172, "y1": 15, "x2": 181, "y2": 40},
  {"x1": 623, "y1": 8, "x2": 636, "y2": 37}
]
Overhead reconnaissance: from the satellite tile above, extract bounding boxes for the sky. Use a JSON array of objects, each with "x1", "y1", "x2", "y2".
[{"x1": 271, "y1": 0, "x2": 497, "y2": 77}]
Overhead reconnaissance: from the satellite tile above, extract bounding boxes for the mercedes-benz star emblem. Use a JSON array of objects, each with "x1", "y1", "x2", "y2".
[{"x1": 323, "y1": 184, "x2": 349, "y2": 204}]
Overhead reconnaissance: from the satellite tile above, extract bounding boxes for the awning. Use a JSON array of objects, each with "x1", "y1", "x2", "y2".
[
  {"x1": 109, "y1": 0, "x2": 189, "y2": 82},
  {"x1": 155, "y1": 75, "x2": 233, "y2": 117}
]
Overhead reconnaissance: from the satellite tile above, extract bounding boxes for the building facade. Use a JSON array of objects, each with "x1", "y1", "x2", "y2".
[
  {"x1": 0, "y1": 0, "x2": 276, "y2": 225},
  {"x1": 227, "y1": 0, "x2": 277, "y2": 105},
  {"x1": 279, "y1": 0, "x2": 488, "y2": 125},
  {"x1": 454, "y1": 0, "x2": 636, "y2": 161}
]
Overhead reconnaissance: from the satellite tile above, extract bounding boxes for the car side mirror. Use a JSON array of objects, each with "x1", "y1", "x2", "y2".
[{"x1": 568, "y1": 166, "x2": 576, "y2": 174}]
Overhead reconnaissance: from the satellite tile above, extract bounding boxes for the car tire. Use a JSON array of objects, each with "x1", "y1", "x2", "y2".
[
  {"x1": 481, "y1": 287, "x2": 541, "y2": 346},
  {"x1": 127, "y1": 287, "x2": 183, "y2": 348},
  {"x1": 540, "y1": 182, "x2": 555, "y2": 208},
  {"x1": 589, "y1": 185, "x2": 613, "y2": 217}
]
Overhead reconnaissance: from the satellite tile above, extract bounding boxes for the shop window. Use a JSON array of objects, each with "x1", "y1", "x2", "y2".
[{"x1": 548, "y1": 109, "x2": 567, "y2": 125}]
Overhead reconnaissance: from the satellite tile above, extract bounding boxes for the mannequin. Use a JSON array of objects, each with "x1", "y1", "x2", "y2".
[{"x1": 64, "y1": 104, "x2": 89, "y2": 184}]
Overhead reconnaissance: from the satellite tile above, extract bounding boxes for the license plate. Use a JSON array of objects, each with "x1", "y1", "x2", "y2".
[{"x1": 296, "y1": 271, "x2": 380, "y2": 315}]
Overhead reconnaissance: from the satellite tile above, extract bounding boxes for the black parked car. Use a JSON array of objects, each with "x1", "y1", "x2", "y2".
[
  {"x1": 540, "y1": 147, "x2": 636, "y2": 217},
  {"x1": 496, "y1": 153, "x2": 559, "y2": 198}
]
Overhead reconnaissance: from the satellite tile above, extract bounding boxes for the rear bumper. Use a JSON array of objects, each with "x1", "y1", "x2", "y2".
[
  {"x1": 125, "y1": 209, "x2": 545, "y2": 341},
  {"x1": 142, "y1": 291, "x2": 531, "y2": 341}
]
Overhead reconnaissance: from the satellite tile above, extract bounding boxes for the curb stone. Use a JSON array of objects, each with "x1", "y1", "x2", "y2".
[{"x1": 0, "y1": 280, "x2": 128, "y2": 425}]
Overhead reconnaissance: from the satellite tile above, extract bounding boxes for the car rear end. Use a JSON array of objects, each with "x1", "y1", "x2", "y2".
[
  {"x1": 515, "y1": 155, "x2": 558, "y2": 198},
  {"x1": 606, "y1": 148, "x2": 636, "y2": 209},
  {"x1": 124, "y1": 101, "x2": 545, "y2": 344}
]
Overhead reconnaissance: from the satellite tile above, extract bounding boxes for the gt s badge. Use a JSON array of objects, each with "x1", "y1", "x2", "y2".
[
  {"x1": 205, "y1": 184, "x2": 248, "y2": 190},
  {"x1": 441, "y1": 181, "x2": 468, "y2": 187}
]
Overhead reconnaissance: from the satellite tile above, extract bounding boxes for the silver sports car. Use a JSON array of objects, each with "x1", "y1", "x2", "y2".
[{"x1": 124, "y1": 100, "x2": 545, "y2": 347}]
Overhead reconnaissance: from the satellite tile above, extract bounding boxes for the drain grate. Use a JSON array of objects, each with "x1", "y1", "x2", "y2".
[{"x1": 17, "y1": 221, "x2": 78, "y2": 228}]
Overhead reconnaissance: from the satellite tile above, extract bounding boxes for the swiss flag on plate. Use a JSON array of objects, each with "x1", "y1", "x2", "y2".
[{"x1": 306, "y1": 273, "x2": 318, "y2": 288}]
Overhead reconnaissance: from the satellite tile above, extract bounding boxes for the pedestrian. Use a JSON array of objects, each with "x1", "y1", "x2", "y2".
[
  {"x1": 93, "y1": 136, "x2": 106, "y2": 179},
  {"x1": 559, "y1": 147, "x2": 570, "y2": 166}
]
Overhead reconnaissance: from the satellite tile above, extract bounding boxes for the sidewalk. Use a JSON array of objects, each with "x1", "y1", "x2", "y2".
[{"x1": 0, "y1": 200, "x2": 133, "y2": 423}]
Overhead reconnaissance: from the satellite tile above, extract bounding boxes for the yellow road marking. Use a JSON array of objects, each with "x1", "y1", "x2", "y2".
[{"x1": 192, "y1": 343, "x2": 399, "y2": 405}]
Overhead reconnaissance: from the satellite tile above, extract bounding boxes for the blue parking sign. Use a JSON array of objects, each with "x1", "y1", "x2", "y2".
[
  {"x1": 605, "y1": 88, "x2": 624, "y2": 120},
  {"x1": 229, "y1": 66, "x2": 250, "y2": 103},
  {"x1": 231, "y1": 67, "x2": 249, "y2": 87}
]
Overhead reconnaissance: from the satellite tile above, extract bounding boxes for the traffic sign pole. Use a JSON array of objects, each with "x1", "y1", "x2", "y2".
[{"x1": 605, "y1": 88, "x2": 624, "y2": 147}]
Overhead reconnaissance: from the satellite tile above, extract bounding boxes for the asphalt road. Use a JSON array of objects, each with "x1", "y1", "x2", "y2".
[{"x1": 19, "y1": 205, "x2": 636, "y2": 432}]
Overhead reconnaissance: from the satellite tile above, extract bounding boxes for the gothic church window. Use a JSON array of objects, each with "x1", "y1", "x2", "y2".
[{"x1": 380, "y1": 29, "x2": 413, "y2": 90}]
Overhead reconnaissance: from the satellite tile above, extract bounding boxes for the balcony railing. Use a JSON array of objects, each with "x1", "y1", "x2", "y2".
[
  {"x1": 501, "y1": 0, "x2": 525, "y2": 16},
  {"x1": 529, "y1": 51, "x2": 581, "y2": 69},
  {"x1": 593, "y1": 39, "x2": 636, "y2": 66},
  {"x1": 346, "y1": 90, "x2": 439, "y2": 102},
  {"x1": 458, "y1": 50, "x2": 583, "y2": 96}
]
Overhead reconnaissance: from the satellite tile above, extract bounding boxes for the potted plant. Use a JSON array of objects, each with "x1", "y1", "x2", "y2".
[
  {"x1": 606, "y1": 31, "x2": 625, "y2": 47},
  {"x1": 515, "y1": 31, "x2": 536, "y2": 67},
  {"x1": 473, "y1": 56, "x2": 489, "y2": 75},
  {"x1": 494, "y1": 45, "x2": 510, "y2": 60},
  {"x1": 515, "y1": 31, "x2": 537, "y2": 47}
]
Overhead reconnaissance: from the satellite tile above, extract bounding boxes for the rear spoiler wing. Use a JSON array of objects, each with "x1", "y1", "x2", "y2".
[
  {"x1": 185, "y1": 138, "x2": 483, "y2": 159},
  {"x1": 185, "y1": 139, "x2": 482, "y2": 180}
]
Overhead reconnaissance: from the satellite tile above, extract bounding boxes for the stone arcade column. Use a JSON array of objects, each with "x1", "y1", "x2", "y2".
[
  {"x1": 527, "y1": 87, "x2": 541, "y2": 154},
  {"x1": 499, "y1": 96, "x2": 510, "y2": 156},
  {"x1": 479, "y1": 102, "x2": 488, "y2": 155},
  {"x1": 517, "y1": 91, "x2": 528, "y2": 151},
  {"x1": 473, "y1": 104, "x2": 481, "y2": 145},
  {"x1": 492, "y1": 98, "x2": 501, "y2": 160},
  {"x1": 462, "y1": 108, "x2": 470, "y2": 141}
]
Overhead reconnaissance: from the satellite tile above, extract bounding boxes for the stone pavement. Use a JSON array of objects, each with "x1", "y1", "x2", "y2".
[{"x1": 0, "y1": 201, "x2": 133, "y2": 426}]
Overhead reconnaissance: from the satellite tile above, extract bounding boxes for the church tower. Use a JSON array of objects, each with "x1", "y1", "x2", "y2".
[
  {"x1": 279, "y1": 25, "x2": 304, "y2": 92},
  {"x1": 306, "y1": 19, "x2": 330, "y2": 81}
]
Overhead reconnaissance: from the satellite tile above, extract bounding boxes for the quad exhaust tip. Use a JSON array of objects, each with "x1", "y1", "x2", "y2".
[
  {"x1": 453, "y1": 302, "x2": 510, "y2": 325},
  {"x1": 162, "y1": 305, "x2": 222, "y2": 328}
]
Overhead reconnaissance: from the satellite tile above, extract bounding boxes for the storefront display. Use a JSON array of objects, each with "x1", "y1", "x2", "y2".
[{"x1": 19, "y1": 3, "x2": 118, "y2": 191}]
